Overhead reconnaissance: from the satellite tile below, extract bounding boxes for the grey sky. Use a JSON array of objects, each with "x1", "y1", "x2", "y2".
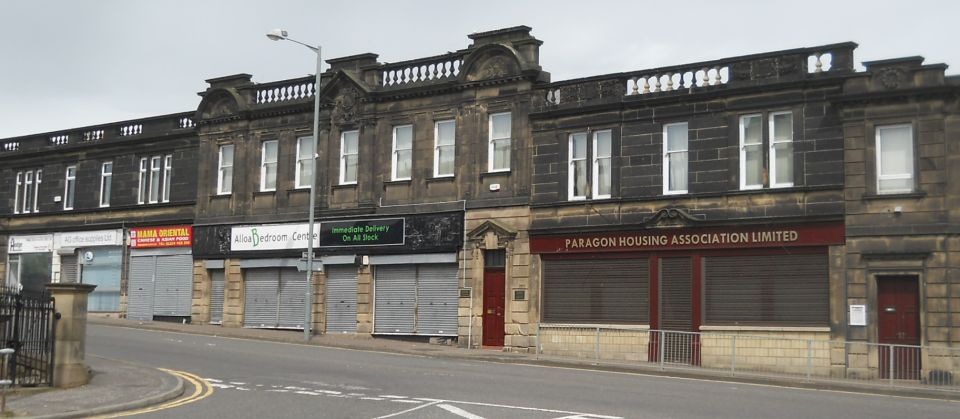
[{"x1": 1, "y1": 0, "x2": 956, "y2": 139}]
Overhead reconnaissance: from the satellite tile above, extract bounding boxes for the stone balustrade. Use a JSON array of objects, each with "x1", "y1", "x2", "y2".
[
  {"x1": 0, "y1": 111, "x2": 196, "y2": 154},
  {"x1": 379, "y1": 52, "x2": 465, "y2": 87},
  {"x1": 251, "y1": 76, "x2": 316, "y2": 104}
]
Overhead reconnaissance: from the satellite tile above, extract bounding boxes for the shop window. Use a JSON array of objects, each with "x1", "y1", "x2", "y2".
[
  {"x1": 63, "y1": 165, "x2": 76, "y2": 210},
  {"x1": 392, "y1": 125, "x2": 413, "y2": 181},
  {"x1": 6, "y1": 253, "x2": 52, "y2": 293},
  {"x1": 217, "y1": 145, "x2": 234, "y2": 195},
  {"x1": 663, "y1": 122, "x2": 688, "y2": 195},
  {"x1": 739, "y1": 111, "x2": 794, "y2": 190},
  {"x1": 340, "y1": 130, "x2": 359, "y2": 184},
  {"x1": 876, "y1": 124, "x2": 914, "y2": 194},
  {"x1": 100, "y1": 162, "x2": 112, "y2": 207},
  {"x1": 488, "y1": 112, "x2": 511, "y2": 172},
  {"x1": 434, "y1": 120, "x2": 455, "y2": 178},
  {"x1": 295, "y1": 136, "x2": 314, "y2": 189},
  {"x1": 260, "y1": 140, "x2": 278, "y2": 192},
  {"x1": 568, "y1": 130, "x2": 612, "y2": 201}
]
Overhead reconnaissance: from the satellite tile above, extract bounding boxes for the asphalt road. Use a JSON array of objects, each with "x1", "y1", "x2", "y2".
[{"x1": 87, "y1": 324, "x2": 958, "y2": 419}]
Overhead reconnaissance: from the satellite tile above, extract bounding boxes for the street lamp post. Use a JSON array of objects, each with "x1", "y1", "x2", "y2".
[{"x1": 267, "y1": 29, "x2": 322, "y2": 341}]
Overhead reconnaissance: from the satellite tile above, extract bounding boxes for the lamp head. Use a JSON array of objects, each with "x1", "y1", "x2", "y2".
[{"x1": 266, "y1": 29, "x2": 288, "y2": 41}]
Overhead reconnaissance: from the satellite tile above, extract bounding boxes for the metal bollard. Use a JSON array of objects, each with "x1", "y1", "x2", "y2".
[{"x1": 0, "y1": 347, "x2": 14, "y2": 414}]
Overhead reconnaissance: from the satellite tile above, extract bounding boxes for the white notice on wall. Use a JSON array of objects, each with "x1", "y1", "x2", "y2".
[{"x1": 849, "y1": 304, "x2": 867, "y2": 326}]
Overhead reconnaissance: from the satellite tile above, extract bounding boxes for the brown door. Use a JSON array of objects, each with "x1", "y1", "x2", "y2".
[
  {"x1": 877, "y1": 276, "x2": 920, "y2": 380},
  {"x1": 652, "y1": 256, "x2": 700, "y2": 365},
  {"x1": 482, "y1": 269, "x2": 506, "y2": 347}
]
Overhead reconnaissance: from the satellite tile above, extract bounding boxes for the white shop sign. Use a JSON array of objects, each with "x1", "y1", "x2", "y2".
[
  {"x1": 8, "y1": 234, "x2": 54, "y2": 254},
  {"x1": 849, "y1": 304, "x2": 867, "y2": 326},
  {"x1": 231, "y1": 224, "x2": 319, "y2": 251},
  {"x1": 54, "y1": 229, "x2": 124, "y2": 249}
]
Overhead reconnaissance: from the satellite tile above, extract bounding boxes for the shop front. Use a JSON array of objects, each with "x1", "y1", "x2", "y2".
[
  {"x1": 6, "y1": 234, "x2": 53, "y2": 293},
  {"x1": 53, "y1": 229, "x2": 124, "y2": 312},
  {"x1": 126, "y1": 225, "x2": 194, "y2": 321}
]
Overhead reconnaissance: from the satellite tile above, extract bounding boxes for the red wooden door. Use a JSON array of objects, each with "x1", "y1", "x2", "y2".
[
  {"x1": 877, "y1": 276, "x2": 920, "y2": 380},
  {"x1": 482, "y1": 269, "x2": 506, "y2": 347}
]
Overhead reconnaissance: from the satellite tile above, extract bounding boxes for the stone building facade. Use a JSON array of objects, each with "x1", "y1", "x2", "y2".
[{"x1": 1, "y1": 26, "x2": 957, "y2": 380}]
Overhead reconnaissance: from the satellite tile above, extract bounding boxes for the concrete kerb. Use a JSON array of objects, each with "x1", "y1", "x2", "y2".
[
  {"x1": 24, "y1": 355, "x2": 184, "y2": 419},
  {"x1": 88, "y1": 319, "x2": 960, "y2": 402}
]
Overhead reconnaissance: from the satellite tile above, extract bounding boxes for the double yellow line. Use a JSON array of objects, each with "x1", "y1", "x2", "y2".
[{"x1": 91, "y1": 368, "x2": 215, "y2": 418}]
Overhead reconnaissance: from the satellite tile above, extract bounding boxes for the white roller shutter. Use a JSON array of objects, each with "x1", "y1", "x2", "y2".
[
  {"x1": 153, "y1": 254, "x2": 193, "y2": 317},
  {"x1": 244, "y1": 269, "x2": 279, "y2": 328},
  {"x1": 278, "y1": 269, "x2": 306, "y2": 329},
  {"x1": 415, "y1": 264, "x2": 458, "y2": 336},
  {"x1": 60, "y1": 255, "x2": 78, "y2": 284},
  {"x1": 374, "y1": 265, "x2": 416, "y2": 334},
  {"x1": 127, "y1": 256, "x2": 155, "y2": 321},
  {"x1": 325, "y1": 266, "x2": 358, "y2": 333},
  {"x1": 210, "y1": 270, "x2": 225, "y2": 324}
]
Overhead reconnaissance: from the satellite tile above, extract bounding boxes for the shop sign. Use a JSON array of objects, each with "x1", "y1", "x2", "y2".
[
  {"x1": 318, "y1": 218, "x2": 404, "y2": 247},
  {"x1": 53, "y1": 230, "x2": 123, "y2": 249},
  {"x1": 530, "y1": 223, "x2": 845, "y2": 253},
  {"x1": 231, "y1": 223, "x2": 317, "y2": 251},
  {"x1": 8, "y1": 234, "x2": 54, "y2": 254},
  {"x1": 130, "y1": 226, "x2": 193, "y2": 248}
]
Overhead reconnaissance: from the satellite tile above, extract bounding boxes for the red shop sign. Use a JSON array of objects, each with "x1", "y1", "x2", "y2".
[
  {"x1": 130, "y1": 225, "x2": 193, "y2": 248},
  {"x1": 530, "y1": 222, "x2": 844, "y2": 254}
]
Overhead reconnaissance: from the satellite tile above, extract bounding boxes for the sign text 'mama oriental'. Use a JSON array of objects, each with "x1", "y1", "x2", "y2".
[
  {"x1": 130, "y1": 226, "x2": 193, "y2": 248},
  {"x1": 530, "y1": 223, "x2": 845, "y2": 253}
]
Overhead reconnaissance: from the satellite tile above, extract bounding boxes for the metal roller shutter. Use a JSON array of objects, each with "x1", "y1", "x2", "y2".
[
  {"x1": 278, "y1": 269, "x2": 306, "y2": 329},
  {"x1": 60, "y1": 255, "x2": 78, "y2": 284},
  {"x1": 704, "y1": 253, "x2": 828, "y2": 325},
  {"x1": 127, "y1": 257, "x2": 155, "y2": 321},
  {"x1": 542, "y1": 258, "x2": 649, "y2": 324},
  {"x1": 153, "y1": 255, "x2": 193, "y2": 317},
  {"x1": 374, "y1": 265, "x2": 416, "y2": 334},
  {"x1": 659, "y1": 257, "x2": 693, "y2": 331},
  {"x1": 325, "y1": 266, "x2": 358, "y2": 333},
  {"x1": 415, "y1": 264, "x2": 458, "y2": 336},
  {"x1": 244, "y1": 269, "x2": 279, "y2": 328},
  {"x1": 210, "y1": 270, "x2": 224, "y2": 324}
]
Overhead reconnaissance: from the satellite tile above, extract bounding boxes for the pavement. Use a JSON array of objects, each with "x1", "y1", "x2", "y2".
[{"x1": 5, "y1": 316, "x2": 957, "y2": 418}]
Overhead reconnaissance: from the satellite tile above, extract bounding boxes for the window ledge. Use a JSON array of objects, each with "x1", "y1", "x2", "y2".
[
  {"x1": 331, "y1": 183, "x2": 358, "y2": 190},
  {"x1": 210, "y1": 194, "x2": 232, "y2": 199},
  {"x1": 384, "y1": 179, "x2": 412, "y2": 187},
  {"x1": 253, "y1": 190, "x2": 276, "y2": 196},
  {"x1": 699, "y1": 325, "x2": 830, "y2": 332},
  {"x1": 426, "y1": 176, "x2": 455, "y2": 183},
  {"x1": 861, "y1": 192, "x2": 926, "y2": 201},
  {"x1": 480, "y1": 170, "x2": 511, "y2": 179},
  {"x1": 287, "y1": 187, "x2": 311, "y2": 193}
]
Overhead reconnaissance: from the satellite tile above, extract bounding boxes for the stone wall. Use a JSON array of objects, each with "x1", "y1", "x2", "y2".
[
  {"x1": 191, "y1": 260, "x2": 212, "y2": 323},
  {"x1": 538, "y1": 326, "x2": 651, "y2": 362},
  {"x1": 700, "y1": 328, "x2": 834, "y2": 376}
]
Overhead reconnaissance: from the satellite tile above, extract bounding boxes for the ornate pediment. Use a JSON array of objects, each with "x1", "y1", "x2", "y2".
[
  {"x1": 461, "y1": 45, "x2": 522, "y2": 83},
  {"x1": 197, "y1": 89, "x2": 243, "y2": 121},
  {"x1": 643, "y1": 208, "x2": 704, "y2": 228}
]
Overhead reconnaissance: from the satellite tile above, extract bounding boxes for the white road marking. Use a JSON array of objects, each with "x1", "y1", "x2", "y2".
[
  {"x1": 203, "y1": 378, "x2": 222, "y2": 383},
  {"x1": 380, "y1": 395, "x2": 406, "y2": 399},
  {"x1": 229, "y1": 382, "x2": 246, "y2": 385},
  {"x1": 361, "y1": 397, "x2": 385, "y2": 401},
  {"x1": 391, "y1": 399, "x2": 422, "y2": 404},
  {"x1": 437, "y1": 404, "x2": 485, "y2": 419},
  {"x1": 295, "y1": 391, "x2": 321, "y2": 395},
  {"x1": 209, "y1": 383, "x2": 234, "y2": 389},
  {"x1": 374, "y1": 400, "x2": 443, "y2": 418},
  {"x1": 443, "y1": 400, "x2": 622, "y2": 419}
]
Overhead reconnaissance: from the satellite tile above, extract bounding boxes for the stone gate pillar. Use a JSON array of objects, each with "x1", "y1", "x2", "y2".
[{"x1": 45, "y1": 283, "x2": 96, "y2": 388}]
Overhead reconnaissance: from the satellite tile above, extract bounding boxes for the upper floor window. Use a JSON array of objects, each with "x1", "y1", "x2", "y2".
[
  {"x1": 663, "y1": 122, "x2": 688, "y2": 195},
  {"x1": 392, "y1": 125, "x2": 413, "y2": 181},
  {"x1": 260, "y1": 141, "x2": 278, "y2": 192},
  {"x1": 569, "y1": 133, "x2": 588, "y2": 200},
  {"x1": 295, "y1": 136, "x2": 314, "y2": 189},
  {"x1": 740, "y1": 111, "x2": 794, "y2": 190},
  {"x1": 217, "y1": 145, "x2": 234, "y2": 195},
  {"x1": 64, "y1": 165, "x2": 76, "y2": 210},
  {"x1": 568, "y1": 130, "x2": 613, "y2": 201},
  {"x1": 100, "y1": 162, "x2": 112, "y2": 208},
  {"x1": 876, "y1": 124, "x2": 914, "y2": 194},
  {"x1": 434, "y1": 120, "x2": 455, "y2": 177},
  {"x1": 13, "y1": 169, "x2": 41, "y2": 214},
  {"x1": 489, "y1": 112, "x2": 511, "y2": 172},
  {"x1": 593, "y1": 130, "x2": 612, "y2": 199},
  {"x1": 139, "y1": 154, "x2": 172, "y2": 204},
  {"x1": 340, "y1": 130, "x2": 359, "y2": 185}
]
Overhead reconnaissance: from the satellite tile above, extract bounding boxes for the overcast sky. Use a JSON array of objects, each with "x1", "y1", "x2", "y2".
[{"x1": 1, "y1": 0, "x2": 956, "y2": 139}]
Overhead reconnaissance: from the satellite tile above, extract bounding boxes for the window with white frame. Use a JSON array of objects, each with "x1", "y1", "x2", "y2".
[
  {"x1": 100, "y1": 162, "x2": 112, "y2": 207},
  {"x1": 663, "y1": 122, "x2": 688, "y2": 194},
  {"x1": 217, "y1": 145, "x2": 234, "y2": 195},
  {"x1": 434, "y1": 120, "x2": 455, "y2": 177},
  {"x1": 149, "y1": 156, "x2": 161, "y2": 203},
  {"x1": 64, "y1": 165, "x2": 76, "y2": 210},
  {"x1": 739, "y1": 111, "x2": 794, "y2": 190},
  {"x1": 392, "y1": 125, "x2": 413, "y2": 181},
  {"x1": 260, "y1": 141, "x2": 278, "y2": 191},
  {"x1": 340, "y1": 130, "x2": 359, "y2": 185},
  {"x1": 770, "y1": 111, "x2": 794, "y2": 187},
  {"x1": 162, "y1": 155, "x2": 172, "y2": 202},
  {"x1": 295, "y1": 136, "x2": 314, "y2": 189},
  {"x1": 138, "y1": 158, "x2": 148, "y2": 204},
  {"x1": 740, "y1": 114, "x2": 763, "y2": 190},
  {"x1": 568, "y1": 133, "x2": 588, "y2": 200},
  {"x1": 876, "y1": 124, "x2": 914, "y2": 194},
  {"x1": 13, "y1": 169, "x2": 42, "y2": 214},
  {"x1": 489, "y1": 112, "x2": 511, "y2": 172},
  {"x1": 13, "y1": 172, "x2": 21, "y2": 214},
  {"x1": 593, "y1": 130, "x2": 612, "y2": 199}
]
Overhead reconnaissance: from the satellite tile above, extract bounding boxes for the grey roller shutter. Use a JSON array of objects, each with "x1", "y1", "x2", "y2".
[
  {"x1": 60, "y1": 255, "x2": 78, "y2": 284},
  {"x1": 210, "y1": 270, "x2": 225, "y2": 324},
  {"x1": 542, "y1": 258, "x2": 650, "y2": 324},
  {"x1": 244, "y1": 269, "x2": 279, "y2": 328},
  {"x1": 127, "y1": 256, "x2": 155, "y2": 321},
  {"x1": 278, "y1": 268, "x2": 306, "y2": 329},
  {"x1": 415, "y1": 264, "x2": 458, "y2": 336},
  {"x1": 153, "y1": 254, "x2": 193, "y2": 317},
  {"x1": 659, "y1": 257, "x2": 693, "y2": 331},
  {"x1": 704, "y1": 253, "x2": 828, "y2": 326},
  {"x1": 324, "y1": 266, "x2": 358, "y2": 334},
  {"x1": 374, "y1": 265, "x2": 416, "y2": 334}
]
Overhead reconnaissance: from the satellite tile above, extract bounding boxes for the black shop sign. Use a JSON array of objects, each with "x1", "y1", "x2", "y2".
[{"x1": 319, "y1": 218, "x2": 405, "y2": 247}]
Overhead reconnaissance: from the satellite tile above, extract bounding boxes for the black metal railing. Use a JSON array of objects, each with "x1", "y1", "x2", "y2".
[{"x1": 0, "y1": 286, "x2": 56, "y2": 386}]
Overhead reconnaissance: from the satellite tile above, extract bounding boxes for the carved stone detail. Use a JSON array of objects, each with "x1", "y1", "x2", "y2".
[
  {"x1": 643, "y1": 208, "x2": 704, "y2": 228},
  {"x1": 331, "y1": 86, "x2": 361, "y2": 125},
  {"x1": 874, "y1": 67, "x2": 906, "y2": 90}
]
